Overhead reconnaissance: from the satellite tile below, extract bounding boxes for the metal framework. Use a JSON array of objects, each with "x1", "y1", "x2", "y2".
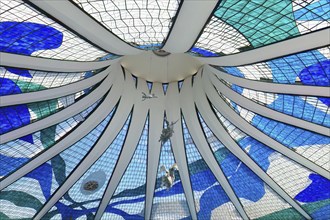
[
  {"x1": 193, "y1": 72, "x2": 312, "y2": 219},
  {"x1": 1, "y1": 1, "x2": 329, "y2": 220},
  {"x1": 28, "y1": 0, "x2": 142, "y2": 55},
  {"x1": 180, "y1": 74, "x2": 249, "y2": 219},
  {"x1": 206, "y1": 65, "x2": 330, "y2": 97},
  {"x1": 0, "y1": 52, "x2": 120, "y2": 72},
  {"x1": 162, "y1": 0, "x2": 218, "y2": 53},
  {"x1": 196, "y1": 28, "x2": 330, "y2": 66},
  {"x1": 0, "y1": 67, "x2": 109, "y2": 106}
]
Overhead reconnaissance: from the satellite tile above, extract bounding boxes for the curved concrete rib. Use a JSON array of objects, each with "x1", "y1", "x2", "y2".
[
  {"x1": 0, "y1": 76, "x2": 122, "y2": 190},
  {"x1": 165, "y1": 82, "x2": 197, "y2": 220},
  {"x1": 180, "y1": 76, "x2": 248, "y2": 219},
  {"x1": 162, "y1": 0, "x2": 218, "y2": 53},
  {"x1": 208, "y1": 72, "x2": 329, "y2": 137},
  {"x1": 29, "y1": 0, "x2": 142, "y2": 55},
  {"x1": 193, "y1": 74, "x2": 311, "y2": 219},
  {"x1": 0, "y1": 64, "x2": 118, "y2": 144},
  {"x1": 145, "y1": 83, "x2": 166, "y2": 220},
  {"x1": 94, "y1": 75, "x2": 149, "y2": 219},
  {"x1": 203, "y1": 73, "x2": 330, "y2": 179},
  {"x1": 34, "y1": 78, "x2": 133, "y2": 219},
  {"x1": 1, "y1": 67, "x2": 109, "y2": 107},
  {"x1": 0, "y1": 52, "x2": 119, "y2": 72},
  {"x1": 206, "y1": 65, "x2": 330, "y2": 97},
  {"x1": 196, "y1": 28, "x2": 330, "y2": 66}
]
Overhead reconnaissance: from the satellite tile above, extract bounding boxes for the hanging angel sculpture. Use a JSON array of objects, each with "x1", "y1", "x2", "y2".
[
  {"x1": 142, "y1": 92, "x2": 157, "y2": 101},
  {"x1": 160, "y1": 163, "x2": 178, "y2": 190},
  {"x1": 159, "y1": 119, "x2": 178, "y2": 145}
]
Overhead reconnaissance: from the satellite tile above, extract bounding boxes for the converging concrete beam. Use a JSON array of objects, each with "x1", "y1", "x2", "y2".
[
  {"x1": 34, "y1": 72, "x2": 134, "y2": 219},
  {"x1": 206, "y1": 65, "x2": 330, "y2": 97},
  {"x1": 197, "y1": 28, "x2": 330, "y2": 66},
  {"x1": 95, "y1": 75, "x2": 149, "y2": 219},
  {"x1": 29, "y1": 0, "x2": 142, "y2": 55},
  {"x1": 144, "y1": 83, "x2": 166, "y2": 220},
  {"x1": 203, "y1": 71, "x2": 330, "y2": 179},
  {"x1": 162, "y1": 0, "x2": 218, "y2": 53},
  {"x1": 193, "y1": 73, "x2": 311, "y2": 219},
  {"x1": 0, "y1": 79, "x2": 122, "y2": 190},
  {"x1": 208, "y1": 72, "x2": 329, "y2": 137},
  {"x1": 0, "y1": 52, "x2": 119, "y2": 72},
  {"x1": 180, "y1": 75, "x2": 249, "y2": 219},
  {"x1": 1, "y1": 67, "x2": 109, "y2": 107},
  {"x1": 165, "y1": 82, "x2": 197, "y2": 220}
]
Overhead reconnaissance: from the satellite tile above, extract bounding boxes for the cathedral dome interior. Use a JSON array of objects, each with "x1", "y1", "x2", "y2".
[{"x1": 0, "y1": 0, "x2": 329, "y2": 219}]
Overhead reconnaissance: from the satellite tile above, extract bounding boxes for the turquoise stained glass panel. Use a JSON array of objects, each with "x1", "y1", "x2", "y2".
[{"x1": 192, "y1": 0, "x2": 329, "y2": 56}]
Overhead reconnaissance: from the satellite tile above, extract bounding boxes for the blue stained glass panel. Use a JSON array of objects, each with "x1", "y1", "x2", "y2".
[
  {"x1": 231, "y1": 84, "x2": 330, "y2": 127},
  {"x1": 105, "y1": 117, "x2": 149, "y2": 219},
  {"x1": 294, "y1": 0, "x2": 330, "y2": 21},
  {"x1": 224, "y1": 98, "x2": 330, "y2": 170},
  {"x1": 295, "y1": 174, "x2": 330, "y2": 203},
  {"x1": 0, "y1": 110, "x2": 114, "y2": 219},
  {"x1": 0, "y1": 22, "x2": 63, "y2": 77},
  {"x1": 217, "y1": 47, "x2": 329, "y2": 91},
  {"x1": 268, "y1": 50, "x2": 328, "y2": 84},
  {"x1": 151, "y1": 118, "x2": 191, "y2": 220},
  {"x1": 182, "y1": 117, "x2": 241, "y2": 220},
  {"x1": 251, "y1": 114, "x2": 330, "y2": 148},
  {"x1": 0, "y1": 99, "x2": 101, "y2": 178},
  {"x1": 0, "y1": 78, "x2": 21, "y2": 95},
  {"x1": 198, "y1": 113, "x2": 306, "y2": 219},
  {"x1": 48, "y1": 114, "x2": 131, "y2": 219},
  {"x1": 299, "y1": 60, "x2": 330, "y2": 106},
  {"x1": 0, "y1": 77, "x2": 31, "y2": 142},
  {"x1": 310, "y1": 203, "x2": 330, "y2": 220}
]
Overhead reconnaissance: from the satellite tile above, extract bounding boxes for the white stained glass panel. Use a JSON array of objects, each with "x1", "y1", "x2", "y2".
[{"x1": 73, "y1": 0, "x2": 180, "y2": 48}]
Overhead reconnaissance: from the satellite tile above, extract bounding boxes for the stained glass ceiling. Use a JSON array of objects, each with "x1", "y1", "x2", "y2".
[{"x1": 0, "y1": 0, "x2": 329, "y2": 220}]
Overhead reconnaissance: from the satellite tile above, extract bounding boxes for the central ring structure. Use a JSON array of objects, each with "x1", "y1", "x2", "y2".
[{"x1": 120, "y1": 51, "x2": 203, "y2": 83}]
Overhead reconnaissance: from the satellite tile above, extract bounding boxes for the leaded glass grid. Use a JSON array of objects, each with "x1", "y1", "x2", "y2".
[
  {"x1": 151, "y1": 117, "x2": 191, "y2": 220},
  {"x1": 212, "y1": 105, "x2": 330, "y2": 218},
  {"x1": 182, "y1": 116, "x2": 243, "y2": 220},
  {"x1": 219, "y1": 94, "x2": 330, "y2": 171},
  {"x1": 0, "y1": 67, "x2": 105, "y2": 94},
  {"x1": 1, "y1": 1, "x2": 329, "y2": 219},
  {"x1": 214, "y1": 46, "x2": 329, "y2": 84},
  {"x1": 191, "y1": 0, "x2": 330, "y2": 56},
  {"x1": 0, "y1": 99, "x2": 102, "y2": 179},
  {"x1": 72, "y1": 0, "x2": 181, "y2": 49},
  {"x1": 49, "y1": 113, "x2": 131, "y2": 219},
  {"x1": 0, "y1": 109, "x2": 114, "y2": 219},
  {"x1": 230, "y1": 84, "x2": 330, "y2": 127},
  {"x1": 197, "y1": 112, "x2": 306, "y2": 220},
  {"x1": 105, "y1": 116, "x2": 149, "y2": 219},
  {"x1": 0, "y1": 0, "x2": 110, "y2": 61}
]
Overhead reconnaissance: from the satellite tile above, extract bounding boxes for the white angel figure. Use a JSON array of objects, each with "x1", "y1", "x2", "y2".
[{"x1": 160, "y1": 163, "x2": 179, "y2": 190}]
